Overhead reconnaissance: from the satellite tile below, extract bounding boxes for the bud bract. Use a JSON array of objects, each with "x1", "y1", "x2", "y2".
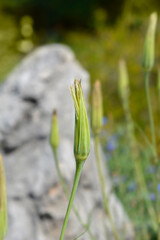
[
  {"x1": 70, "y1": 79, "x2": 90, "y2": 162},
  {"x1": 91, "y1": 80, "x2": 103, "y2": 135},
  {"x1": 118, "y1": 59, "x2": 129, "y2": 99},
  {"x1": 142, "y1": 12, "x2": 157, "y2": 71},
  {"x1": 0, "y1": 155, "x2": 7, "y2": 240},
  {"x1": 50, "y1": 110, "x2": 59, "y2": 151}
]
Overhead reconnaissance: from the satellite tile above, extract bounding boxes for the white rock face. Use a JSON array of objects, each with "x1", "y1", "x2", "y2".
[{"x1": 0, "y1": 44, "x2": 134, "y2": 240}]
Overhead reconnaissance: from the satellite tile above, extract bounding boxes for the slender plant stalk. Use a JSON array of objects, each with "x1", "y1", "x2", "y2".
[
  {"x1": 59, "y1": 79, "x2": 91, "y2": 240},
  {"x1": 0, "y1": 154, "x2": 8, "y2": 240},
  {"x1": 157, "y1": 69, "x2": 160, "y2": 104},
  {"x1": 134, "y1": 123, "x2": 152, "y2": 150},
  {"x1": 122, "y1": 93, "x2": 157, "y2": 231},
  {"x1": 156, "y1": 164, "x2": 160, "y2": 240},
  {"x1": 59, "y1": 161, "x2": 84, "y2": 240},
  {"x1": 144, "y1": 71, "x2": 157, "y2": 162},
  {"x1": 53, "y1": 149, "x2": 96, "y2": 240},
  {"x1": 135, "y1": 158, "x2": 157, "y2": 230},
  {"x1": 53, "y1": 149, "x2": 68, "y2": 196},
  {"x1": 94, "y1": 135, "x2": 120, "y2": 240},
  {"x1": 112, "y1": 149, "x2": 126, "y2": 198},
  {"x1": 144, "y1": 71, "x2": 160, "y2": 237}
]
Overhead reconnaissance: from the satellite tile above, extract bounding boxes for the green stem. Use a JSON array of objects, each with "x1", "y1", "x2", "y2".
[
  {"x1": 112, "y1": 150, "x2": 125, "y2": 198},
  {"x1": 94, "y1": 135, "x2": 120, "y2": 240},
  {"x1": 53, "y1": 149, "x2": 69, "y2": 197},
  {"x1": 151, "y1": 161, "x2": 160, "y2": 239},
  {"x1": 134, "y1": 159, "x2": 157, "y2": 231},
  {"x1": 134, "y1": 122, "x2": 152, "y2": 150},
  {"x1": 144, "y1": 71, "x2": 160, "y2": 234},
  {"x1": 156, "y1": 163, "x2": 160, "y2": 240},
  {"x1": 122, "y1": 94, "x2": 157, "y2": 231},
  {"x1": 59, "y1": 161, "x2": 84, "y2": 240},
  {"x1": 144, "y1": 71, "x2": 157, "y2": 162},
  {"x1": 53, "y1": 149, "x2": 96, "y2": 240}
]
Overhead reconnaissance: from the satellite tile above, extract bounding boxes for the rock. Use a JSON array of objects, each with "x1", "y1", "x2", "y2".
[{"x1": 0, "y1": 44, "x2": 134, "y2": 240}]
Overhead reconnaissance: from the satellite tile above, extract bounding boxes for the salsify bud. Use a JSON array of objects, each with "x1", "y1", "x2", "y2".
[
  {"x1": 0, "y1": 154, "x2": 7, "y2": 240},
  {"x1": 50, "y1": 110, "x2": 59, "y2": 151},
  {"x1": 118, "y1": 59, "x2": 129, "y2": 99},
  {"x1": 70, "y1": 79, "x2": 90, "y2": 162},
  {"x1": 142, "y1": 12, "x2": 157, "y2": 71},
  {"x1": 91, "y1": 80, "x2": 103, "y2": 135}
]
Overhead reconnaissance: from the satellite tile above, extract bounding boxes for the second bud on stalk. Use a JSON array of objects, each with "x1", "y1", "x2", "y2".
[
  {"x1": 50, "y1": 110, "x2": 59, "y2": 151},
  {"x1": 142, "y1": 12, "x2": 157, "y2": 71},
  {"x1": 70, "y1": 79, "x2": 90, "y2": 162},
  {"x1": 91, "y1": 80, "x2": 103, "y2": 136}
]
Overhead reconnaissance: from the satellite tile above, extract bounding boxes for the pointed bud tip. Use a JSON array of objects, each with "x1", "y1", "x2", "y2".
[
  {"x1": 119, "y1": 59, "x2": 126, "y2": 67},
  {"x1": 74, "y1": 78, "x2": 81, "y2": 88},
  {"x1": 150, "y1": 12, "x2": 158, "y2": 24},
  {"x1": 52, "y1": 109, "x2": 57, "y2": 117},
  {"x1": 94, "y1": 80, "x2": 101, "y2": 88}
]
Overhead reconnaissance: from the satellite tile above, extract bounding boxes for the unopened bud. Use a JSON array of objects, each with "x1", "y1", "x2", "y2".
[
  {"x1": 91, "y1": 80, "x2": 103, "y2": 135},
  {"x1": 0, "y1": 154, "x2": 7, "y2": 240},
  {"x1": 142, "y1": 12, "x2": 157, "y2": 71},
  {"x1": 118, "y1": 59, "x2": 129, "y2": 99},
  {"x1": 70, "y1": 79, "x2": 90, "y2": 162},
  {"x1": 50, "y1": 110, "x2": 59, "y2": 151}
]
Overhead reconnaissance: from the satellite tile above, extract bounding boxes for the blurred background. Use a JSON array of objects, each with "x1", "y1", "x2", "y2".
[
  {"x1": 1, "y1": 0, "x2": 160, "y2": 128},
  {"x1": 1, "y1": 1, "x2": 160, "y2": 238}
]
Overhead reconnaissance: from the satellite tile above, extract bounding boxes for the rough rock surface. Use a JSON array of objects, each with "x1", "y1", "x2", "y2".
[{"x1": 0, "y1": 44, "x2": 134, "y2": 240}]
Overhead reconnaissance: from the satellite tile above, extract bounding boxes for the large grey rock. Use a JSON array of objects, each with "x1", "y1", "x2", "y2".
[{"x1": 0, "y1": 44, "x2": 134, "y2": 240}]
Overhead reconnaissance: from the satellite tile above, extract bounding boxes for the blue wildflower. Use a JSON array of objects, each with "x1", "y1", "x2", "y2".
[
  {"x1": 106, "y1": 135, "x2": 117, "y2": 152},
  {"x1": 127, "y1": 182, "x2": 137, "y2": 192},
  {"x1": 107, "y1": 141, "x2": 115, "y2": 152},
  {"x1": 121, "y1": 176, "x2": 127, "y2": 183},
  {"x1": 148, "y1": 193, "x2": 156, "y2": 201},
  {"x1": 146, "y1": 165, "x2": 156, "y2": 174},
  {"x1": 157, "y1": 183, "x2": 160, "y2": 192},
  {"x1": 102, "y1": 116, "x2": 108, "y2": 125}
]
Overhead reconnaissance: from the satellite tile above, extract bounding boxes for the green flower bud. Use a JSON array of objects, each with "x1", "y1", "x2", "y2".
[
  {"x1": 91, "y1": 80, "x2": 103, "y2": 135},
  {"x1": 70, "y1": 79, "x2": 90, "y2": 162},
  {"x1": 50, "y1": 110, "x2": 59, "y2": 151},
  {"x1": 118, "y1": 59, "x2": 129, "y2": 99},
  {"x1": 0, "y1": 155, "x2": 7, "y2": 240},
  {"x1": 142, "y1": 12, "x2": 157, "y2": 71}
]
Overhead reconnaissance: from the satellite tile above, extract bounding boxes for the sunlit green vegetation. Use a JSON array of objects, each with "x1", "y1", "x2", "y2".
[{"x1": 1, "y1": 1, "x2": 160, "y2": 126}]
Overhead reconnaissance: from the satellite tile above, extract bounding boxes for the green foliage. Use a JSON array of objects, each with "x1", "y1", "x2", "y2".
[
  {"x1": 0, "y1": 13, "x2": 21, "y2": 82},
  {"x1": 62, "y1": 23, "x2": 143, "y2": 121},
  {"x1": 104, "y1": 125, "x2": 158, "y2": 239},
  {"x1": 1, "y1": 0, "x2": 97, "y2": 28},
  {"x1": 61, "y1": 13, "x2": 160, "y2": 133},
  {"x1": 1, "y1": 0, "x2": 160, "y2": 29}
]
